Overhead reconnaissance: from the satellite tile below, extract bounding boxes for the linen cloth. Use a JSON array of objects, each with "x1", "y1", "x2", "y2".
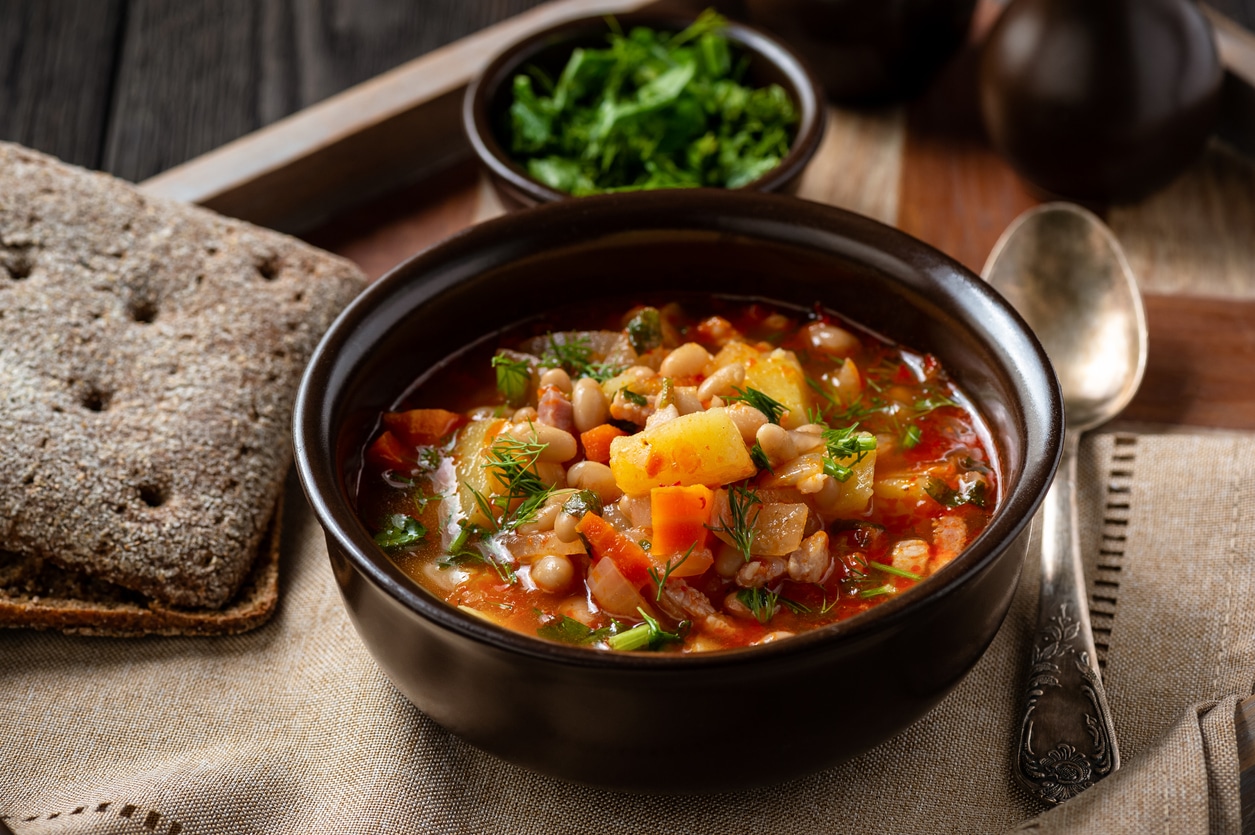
[{"x1": 1, "y1": 429, "x2": 1250, "y2": 834}]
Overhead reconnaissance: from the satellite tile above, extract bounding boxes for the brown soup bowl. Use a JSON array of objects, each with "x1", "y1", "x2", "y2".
[
  {"x1": 292, "y1": 191, "x2": 1062, "y2": 792},
  {"x1": 463, "y1": 12, "x2": 825, "y2": 210}
]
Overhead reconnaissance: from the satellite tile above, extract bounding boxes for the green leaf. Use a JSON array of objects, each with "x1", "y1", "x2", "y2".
[
  {"x1": 728, "y1": 386, "x2": 787, "y2": 425},
  {"x1": 491, "y1": 353, "x2": 531, "y2": 406},
  {"x1": 625, "y1": 306, "x2": 663, "y2": 352},
  {"x1": 537, "y1": 615, "x2": 612, "y2": 645},
  {"x1": 373, "y1": 514, "x2": 427, "y2": 550}
]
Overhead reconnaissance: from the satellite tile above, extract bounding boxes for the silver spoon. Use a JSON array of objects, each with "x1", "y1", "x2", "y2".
[{"x1": 982, "y1": 202, "x2": 1147, "y2": 806}]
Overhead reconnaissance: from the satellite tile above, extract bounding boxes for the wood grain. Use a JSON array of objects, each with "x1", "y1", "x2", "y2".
[{"x1": 0, "y1": 0, "x2": 125, "y2": 170}]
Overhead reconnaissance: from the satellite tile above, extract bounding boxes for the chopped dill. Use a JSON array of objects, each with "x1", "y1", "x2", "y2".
[
  {"x1": 749, "y1": 440, "x2": 772, "y2": 472},
  {"x1": 728, "y1": 386, "x2": 787, "y2": 425},
  {"x1": 647, "y1": 544, "x2": 694, "y2": 601},
  {"x1": 707, "y1": 484, "x2": 761, "y2": 561},
  {"x1": 621, "y1": 388, "x2": 648, "y2": 407},
  {"x1": 821, "y1": 426, "x2": 876, "y2": 482}
]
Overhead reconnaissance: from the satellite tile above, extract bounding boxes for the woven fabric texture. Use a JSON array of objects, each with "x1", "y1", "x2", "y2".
[{"x1": 1, "y1": 431, "x2": 1250, "y2": 834}]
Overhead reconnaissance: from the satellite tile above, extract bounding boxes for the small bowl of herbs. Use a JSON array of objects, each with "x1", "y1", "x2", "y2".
[{"x1": 463, "y1": 9, "x2": 825, "y2": 209}]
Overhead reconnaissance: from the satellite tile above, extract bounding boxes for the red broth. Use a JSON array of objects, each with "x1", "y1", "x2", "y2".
[{"x1": 355, "y1": 299, "x2": 998, "y2": 652}]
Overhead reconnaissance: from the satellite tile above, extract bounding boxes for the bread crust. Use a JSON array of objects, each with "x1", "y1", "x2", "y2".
[
  {"x1": 0, "y1": 143, "x2": 363, "y2": 609},
  {"x1": 0, "y1": 495, "x2": 283, "y2": 637}
]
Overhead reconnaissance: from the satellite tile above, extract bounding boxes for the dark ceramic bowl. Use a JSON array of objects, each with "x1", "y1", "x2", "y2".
[
  {"x1": 293, "y1": 191, "x2": 1062, "y2": 792},
  {"x1": 463, "y1": 12, "x2": 825, "y2": 210}
]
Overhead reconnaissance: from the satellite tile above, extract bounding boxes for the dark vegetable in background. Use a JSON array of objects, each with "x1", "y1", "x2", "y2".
[{"x1": 979, "y1": 0, "x2": 1223, "y2": 203}]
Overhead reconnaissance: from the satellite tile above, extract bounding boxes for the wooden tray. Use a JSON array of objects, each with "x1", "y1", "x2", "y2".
[{"x1": 135, "y1": 0, "x2": 1255, "y2": 823}]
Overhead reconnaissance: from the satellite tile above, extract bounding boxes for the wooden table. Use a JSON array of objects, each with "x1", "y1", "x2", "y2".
[{"x1": 6, "y1": 0, "x2": 1255, "y2": 830}]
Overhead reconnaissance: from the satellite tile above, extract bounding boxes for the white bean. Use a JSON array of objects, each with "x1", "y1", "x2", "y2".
[
  {"x1": 512, "y1": 406, "x2": 538, "y2": 423},
  {"x1": 697, "y1": 363, "x2": 745, "y2": 400},
  {"x1": 659, "y1": 342, "x2": 713, "y2": 378},
  {"x1": 508, "y1": 422, "x2": 577, "y2": 463},
  {"x1": 532, "y1": 554, "x2": 575, "y2": 593},
  {"x1": 571, "y1": 377, "x2": 609, "y2": 433},
  {"x1": 567, "y1": 460, "x2": 622, "y2": 503},
  {"x1": 727, "y1": 402, "x2": 768, "y2": 443},
  {"x1": 538, "y1": 367, "x2": 573, "y2": 393},
  {"x1": 803, "y1": 321, "x2": 861, "y2": 357},
  {"x1": 554, "y1": 511, "x2": 581, "y2": 542},
  {"x1": 671, "y1": 386, "x2": 703, "y2": 415},
  {"x1": 756, "y1": 423, "x2": 797, "y2": 466}
]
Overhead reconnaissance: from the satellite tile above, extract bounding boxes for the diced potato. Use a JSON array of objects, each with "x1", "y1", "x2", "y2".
[
  {"x1": 873, "y1": 473, "x2": 931, "y2": 504},
  {"x1": 821, "y1": 445, "x2": 876, "y2": 516},
  {"x1": 454, "y1": 418, "x2": 507, "y2": 526},
  {"x1": 709, "y1": 491, "x2": 809, "y2": 557},
  {"x1": 609, "y1": 407, "x2": 756, "y2": 494},
  {"x1": 712, "y1": 341, "x2": 811, "y2": 429}
]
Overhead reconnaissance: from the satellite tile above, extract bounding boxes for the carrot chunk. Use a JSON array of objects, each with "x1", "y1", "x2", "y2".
[
  {"x1": 382, "y1": 408, "x2": 465, "y2": 446},
  {"x1": 580, "y1": 423, "x2": 627, "y2": 464},
  {"x1": 576, "y1": 512, "x2": 652, "y2": 588},
  {"x1": 365, "y1": 430, "x2": 410, "y2": 470},
  {"x1": 650, "y1": 485, "x2": 713, "y2": 557}
]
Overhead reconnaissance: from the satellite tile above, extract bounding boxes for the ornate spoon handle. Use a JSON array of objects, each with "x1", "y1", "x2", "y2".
[{"x1": 1016, "y1": 429, "x2": 1120, "y2": 805}]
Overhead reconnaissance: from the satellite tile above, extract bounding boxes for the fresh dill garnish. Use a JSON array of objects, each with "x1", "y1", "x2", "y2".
[
  {"x1": 749, "y1": 440, "x2": 772, "y2": 472},
  {"x1": 820, "y1": 425, "x2": 876, "y2": 482},
  {"x1": 728, "y1": 386, "x2": 787, "y2": 425},
  {"x1": 901, "y1": 424, "x2": 922, "y2": 450},
  {"x1": 806, "y1": 377, "x2": 884, "y2": 423},
  {"x1": 869, "y1": 562, "x2": 923, "y2": 581},
  {"x1": 441, "y1": 522, "x2": 517, "y2": 584},
  {"x1": 779, "y1": 595, "x2": 811, "y2": 614},
  {"x1": 536, "y1": 615, "x2": 614, "y2": 645},
  {"x1": 373, "y1": 514, "x2": 427, "y2": 550},
  {"x1": 708, "y1": 484, "x2": 761, "y2": 561},
  {"x1": 647, "y1": 544, "x2": 695, "y2": 601},
  {"x1": 621, "y1": 388, "x2": 648, "y2": 407},
  {"x1": 914, "y1": 394, "x2": 959, "y2": 415},
  {"x1": 806, "y1": 405, "x2": 826, "y2": 426},
  {"x1": 606, "y1": 608, "x2": 689, "y2": 651},
  {"x1": 491, "y1": 354, "x2": 532, "y2": 406},
  {"x1": 625, "y1": 307, "x2": 663, "y2": 353},
  {"x1": 584, "y1": 361, "x2": 626, "y2": 383},
  {"x1": 818, "y1": 595, "x2": 839, "y2": 615},
  {"x1": 541, "y1": 333, "x2": 594, "y2": 374},
  {"x1": 479, "y1": 428, "x2": 556, "y2": 531}
]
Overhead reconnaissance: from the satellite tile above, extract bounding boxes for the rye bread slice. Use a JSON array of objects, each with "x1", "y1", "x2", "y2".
[
  {"x1": 0, "y1": 495, "x2": 283, "y2": 637},
  {"x1": 0, "y1": 143, "x2": 364, "y2": 610}
]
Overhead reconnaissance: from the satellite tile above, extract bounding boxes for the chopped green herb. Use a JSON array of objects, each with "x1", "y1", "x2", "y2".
[
  {"x1": 537, "y1": 615, "x2": 613, "y2": 645},
  {"x1": 707, "y1": 484, "x2": 761, "y2": 561},
  {"x1": 607, "y1": 608, "x2": 689, "y2": 651},
  {"x1": 728, "y1": 386, "x2": 787, "y2": 425},
  {"x1": 869, "y1": 562, "x2": 923, "y2": 581},
  {"x1": 859, "y1": 583, "x2": 897, "y2": 599},
  {"x1": 736, "y1": 587, "x2": 779, "y2": 625},
  {"x1": 647, "y1": 544, "x2": 694, "y2": 601},
  {"x1": 491, "y1": 354, "x2": 531, "y2": 406},
  {"x1": 901, "y1": 424, "x2": 922, "y2": 450},
  {"x1": 441, "y1": 522, "x2": 517, "y2": 584},
  {"x1": 914, "y1": 394, "x2": 959, "y2": 415},
  {"x1": 924, "y1": 476, "x2": 988, "y2": 509},
  {"x1": 373, "y1": 514, "x2": 427, "y2": 550},
  {"x1": 621, "y1": 388, "x2": 648, "y2": 407},
  {"x1": 479, "y1": 429, "x2": 556, "y2": 531},
  {"x1": 625, "y1": 307, "x2": 663, "y2": 353},
  {"x1": 749, "y1": 440, "x2": 772, "y2": 472},
  {"x1": 506, "y1": 9, "x2": 798, "y2": 195},
  {"x1": 562, "y1": 489, "x2": 603, "y2": 520},
  {"x1": 820, "y1": 425, "x2": 876, "y2": 482},
  {"x1": 541, "y1": 333, "x2": 594, "y2": 375}
]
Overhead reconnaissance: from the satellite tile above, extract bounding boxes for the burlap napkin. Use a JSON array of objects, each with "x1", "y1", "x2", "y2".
[{"x1": 2, "y1": 429, "x2": 1250, "y2": 834}]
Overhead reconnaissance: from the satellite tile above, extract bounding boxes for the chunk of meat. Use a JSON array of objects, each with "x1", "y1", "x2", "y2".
[
  {"x1": 736, "y1": 557, "x2": 786, "y2": 589},
  {"x1": 890, "y1": 539, "x2": 930, "y2": 576},
  {"x1": 932, "y1": 515, "x2": 967, "y2": 566},
  {"x1": 536, "y1": 385, "x2": 574, "y2": 434},
  {"x1": 787, "y1": 531, "x2": 831, "y2": 584}
]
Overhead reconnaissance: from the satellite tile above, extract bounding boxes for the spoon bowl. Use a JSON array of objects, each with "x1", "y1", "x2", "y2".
[{"x1": 983, "y1": 202, "x2": 1148, "y2": 805}]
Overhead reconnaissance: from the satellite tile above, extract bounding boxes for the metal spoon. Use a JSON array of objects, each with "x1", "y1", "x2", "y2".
[{"x1": 982, "y1": 202, "x2": 1147, "y2": 806}]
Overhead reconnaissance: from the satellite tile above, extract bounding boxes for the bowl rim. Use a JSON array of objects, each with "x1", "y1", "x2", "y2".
[
  {"x1": 293, "y1": 189, "x2": 1063, "y2": 671},
  {"x1": 462, "y1": 10, "x2": 827, "y2": 204}
]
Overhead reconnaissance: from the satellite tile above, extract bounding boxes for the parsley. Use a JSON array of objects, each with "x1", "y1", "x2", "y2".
[
  {"x1": 625, "y1": 307, "x2": 663, "y2": 353},
  {"x1": 491, "y1": 354, "x2": 532, "y2": 406},
  {"x1": 708, "y1": 484, "x2": 761, "y2": 561},
  {"x1": 373, "y1": 514, "x2": 427, "y2": 550},
  {"x1": 729, "y1": 386, "x2": 787, "y2": 425},
  {"x1": 536, "y1": 615, "x2": 614, "y2": 645},
  {"x1": 924, "y1": 476, "x2": 988, "y2": 509},
  {"x1": 505, "y1": 9, "x2": 798, "y2": 195},
  {"x1": 562, "y1": 489, "x2": 603, "y2": 521}
]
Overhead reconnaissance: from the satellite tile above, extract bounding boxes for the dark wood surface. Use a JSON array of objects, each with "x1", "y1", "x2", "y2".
[{"x1": 4, "y1": 1, "x2": 1253, "y2": 183}]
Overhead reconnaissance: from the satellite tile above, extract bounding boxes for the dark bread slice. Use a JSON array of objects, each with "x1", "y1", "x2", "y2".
[
  {"x1": 0, "y1": 495, "x2": 282, "y2": 637},
  {"x1": 0, "y1": 143, "x2": 363, "y2": 610}
]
